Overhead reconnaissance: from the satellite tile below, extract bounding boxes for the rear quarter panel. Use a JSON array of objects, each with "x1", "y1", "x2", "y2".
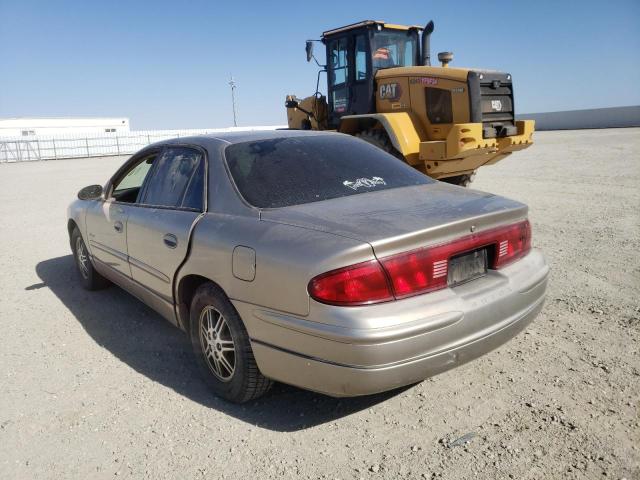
[{"x1": 176, "y1": 213, "x2": 374, "y2": 317}]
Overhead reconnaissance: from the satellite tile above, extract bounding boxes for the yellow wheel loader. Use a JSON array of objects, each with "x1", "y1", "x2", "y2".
[{"x1": 285, "y1": 20, "x2": 534, "y2": 186}]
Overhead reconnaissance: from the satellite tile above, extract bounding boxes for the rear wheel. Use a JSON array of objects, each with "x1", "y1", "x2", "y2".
[
  {"x1": 71, "y1": 227, "x2": 109, "y2": 290},
  {"x1": 189, "y1": 283, "x2": 272, "y2": 403},
  {"x1": 441, "y1": 172, "x2": 477, "y2": 187},
  {"x1": 354, "y1": 129, "x2": 403, "y2": 160}
]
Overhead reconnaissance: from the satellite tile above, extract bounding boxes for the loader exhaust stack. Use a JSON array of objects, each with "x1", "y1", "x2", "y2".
[{"x1": 421, "y1": 20, "x2": 435, "y2": 66}]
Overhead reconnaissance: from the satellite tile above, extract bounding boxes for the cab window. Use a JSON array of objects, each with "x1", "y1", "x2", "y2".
[
  {"x1": 330, "y1": 37, "x2": 349, "y2": 85},
  {"x1": 329, "y1": 37, "x2": 350, "y2": 113},
  {"x1": 371, "y1": 30, "x2": 418, "y2": 70},
  {"x1": 355, "y1": 34, "x2": 368, "y2": 81}
]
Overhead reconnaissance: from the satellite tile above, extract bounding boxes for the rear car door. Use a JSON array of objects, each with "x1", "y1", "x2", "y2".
[
  {"x1": 125, "y1": 145, "x2": 206, "y2": 303},
  {"x1": 85, "y1": 150, "x2": 159, "y2": 277}
]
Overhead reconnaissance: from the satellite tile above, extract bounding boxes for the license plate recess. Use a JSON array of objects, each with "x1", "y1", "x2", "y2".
[{"x1": 447, "y1": 248, "x2": 488, "y2": 287}]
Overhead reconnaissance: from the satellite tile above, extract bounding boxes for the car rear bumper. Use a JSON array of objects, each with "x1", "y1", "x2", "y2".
[{"x1": 233, "y1": 249, "x2": 548, "y2": 397}]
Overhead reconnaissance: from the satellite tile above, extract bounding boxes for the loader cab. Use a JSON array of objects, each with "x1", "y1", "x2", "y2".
[{"x1": 322, "y1": 21, "x2": 421, "y2": 128}]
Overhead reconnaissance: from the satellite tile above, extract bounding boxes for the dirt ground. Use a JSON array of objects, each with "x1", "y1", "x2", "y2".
[{"x1": 1, "y1": 128, "x2": 638, "y2": 480}]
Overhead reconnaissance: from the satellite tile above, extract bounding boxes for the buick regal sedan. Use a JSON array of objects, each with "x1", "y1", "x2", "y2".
[{"x1": 67, "y1": 130, "x2": 549, "y2": 403}]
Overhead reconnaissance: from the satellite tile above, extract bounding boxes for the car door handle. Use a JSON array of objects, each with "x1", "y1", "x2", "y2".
[
  {"x1": 163, "y1": 234, "x2": 178, "y2": 249},
  {"x1": 114, "y1": 221, "x2": 123, "y2": 233}
]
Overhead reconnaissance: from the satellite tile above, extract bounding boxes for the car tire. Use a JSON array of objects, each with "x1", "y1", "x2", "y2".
[
  {"x1": 189, "y1": 282, "x2": 272, "y2": 403},
  {"x1": 71, "y1": 227, "x2": 110, "y2": 291},
  {"x1": 441, "y1": 172, "x2": 476, "y2": 187}
]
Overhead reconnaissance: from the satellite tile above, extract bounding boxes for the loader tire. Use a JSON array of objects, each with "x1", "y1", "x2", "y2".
[
  {"x1": 354, "y1": 129, "x2": 403, "y2": 161},
  {"x1": 441, "y1": 172, "x2": 476, "y2": 187}
]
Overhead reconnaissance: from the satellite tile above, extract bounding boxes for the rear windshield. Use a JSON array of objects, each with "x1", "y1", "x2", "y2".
[{"x1": 224, "y1": 135, "x2": 432, "y2": 208}]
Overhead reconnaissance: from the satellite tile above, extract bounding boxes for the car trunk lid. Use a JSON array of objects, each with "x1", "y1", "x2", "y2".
[{"x1": 260, "y1": 183, "x2": 527, "y2": 258}]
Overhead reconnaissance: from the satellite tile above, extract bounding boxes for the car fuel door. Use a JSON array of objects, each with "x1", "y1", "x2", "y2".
[{"x1": 125, "y1": 146, "x2": 206, "y2": 306}]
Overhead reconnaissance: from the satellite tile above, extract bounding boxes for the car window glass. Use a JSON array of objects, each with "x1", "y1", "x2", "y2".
[
  {"x1": 225, "y1": 135, "x2": 432, "y2": 208},
  {"x1": 141, "y1": 147, "x2": 204, "y2": 209},
  {"x1": 112, "y1": 153, "x2": 157, "y2": 203},
  {"x1": 181, "y1": 157, "x2": 205, "y2": 210}
]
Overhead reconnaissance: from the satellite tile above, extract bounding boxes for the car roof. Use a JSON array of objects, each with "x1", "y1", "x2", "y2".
[{"x1": 159, "y1": 129, "x2": 341, "y2": 149}]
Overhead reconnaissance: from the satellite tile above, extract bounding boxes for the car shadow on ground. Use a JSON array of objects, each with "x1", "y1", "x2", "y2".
[{"x1": 34, "y1": 255, "x2": 407, "y2": 432}]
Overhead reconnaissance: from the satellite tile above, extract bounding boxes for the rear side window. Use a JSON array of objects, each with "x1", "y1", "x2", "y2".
[
  {"x1": 224, "y1": 135, "x2": 431, "y2": 208},
  {"x1": 141, "y1": 147, "x2": 205, "y2": 210}
]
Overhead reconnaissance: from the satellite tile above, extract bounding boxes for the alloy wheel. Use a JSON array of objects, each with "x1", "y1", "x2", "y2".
[
  {"x1": 75, "y1": 236, "x2": 89, "y2": 280},
  {"x1": 199, "y1": 306, "x2": 236, "y2": 381}
]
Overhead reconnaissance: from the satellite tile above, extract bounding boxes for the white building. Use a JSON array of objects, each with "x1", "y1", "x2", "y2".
[{"x1": 0, "y1": 117, "x2": 130, "y2": 138}]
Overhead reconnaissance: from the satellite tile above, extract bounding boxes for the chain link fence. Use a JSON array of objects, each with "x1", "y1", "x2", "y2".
[{"x1": 0, "y1": 126, "x2": 284, "y2": 163}]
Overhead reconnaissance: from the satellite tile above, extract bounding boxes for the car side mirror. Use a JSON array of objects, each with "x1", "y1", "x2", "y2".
[
  {"x1": 78, "y1": 184, "x2": 103, "y2": 200},
  {"x1": 305, "y1": 41, "x2": 313, "y2": 62}
]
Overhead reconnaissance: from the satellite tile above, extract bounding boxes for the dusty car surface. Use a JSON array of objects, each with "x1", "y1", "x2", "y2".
[{"x1": 67, "y1": 130, "x2": 549, "y2": 403}]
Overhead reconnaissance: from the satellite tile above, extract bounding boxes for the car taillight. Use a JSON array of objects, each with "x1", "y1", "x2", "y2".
[
  {"x1": 492, "y1": 220, "x2": 531, "y2": 268},
  {"x1": 380, "y1": 247, "x2": 449, "y2": 298},
  {"x1": 308, "y1": 220, "x2": 532, "y2": 306},
  {"x1": 380, "y1": 219, "x2": 531, "y2": 299},
  {"x1": 308, "y1": 260, "x2": 394, "y2": 306}
]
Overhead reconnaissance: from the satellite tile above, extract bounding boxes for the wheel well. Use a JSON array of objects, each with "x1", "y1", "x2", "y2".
[
  {"x1": 339, "y1": 117, "x2": 382, "y2": 136},
  {"x1": 68, "y1": 219, "x2": 78, "y2": 238},
  {"x1": 67, "y1": 219, "x2": 79, "y2": 250},
  {"x1": 177, "y1": 275, "x2": 225, "y2": 331}
]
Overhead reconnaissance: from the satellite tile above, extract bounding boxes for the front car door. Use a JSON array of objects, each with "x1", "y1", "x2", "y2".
[
  {"x1": 125, "y1": 145, "x2": 206, "y2": 319},
  {"x1": 85, "y1": 149, "x2": 159, "y2": 277}
]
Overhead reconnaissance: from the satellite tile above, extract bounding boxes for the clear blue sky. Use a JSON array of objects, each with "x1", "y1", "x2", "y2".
[{"x1": 1, "y1": 0, "x2": 638, "y2": 130}]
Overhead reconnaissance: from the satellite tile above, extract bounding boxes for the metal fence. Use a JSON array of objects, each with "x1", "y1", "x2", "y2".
[{"x1": 0, "y1": 126, "x2": 284, "y2": 163}]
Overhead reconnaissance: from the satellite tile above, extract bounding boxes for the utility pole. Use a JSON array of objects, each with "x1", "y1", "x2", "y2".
[{"x1": 229, "y1": 74, "x2": 238, "y2": 127}]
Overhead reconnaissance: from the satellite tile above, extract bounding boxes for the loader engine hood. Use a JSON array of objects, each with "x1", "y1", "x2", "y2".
[
  {"x1": 467, "y1": 69, "x2": 516, "y2": 138},
  {"x1": 375, "y1": 65, "x2": 517, "y2": 139}
]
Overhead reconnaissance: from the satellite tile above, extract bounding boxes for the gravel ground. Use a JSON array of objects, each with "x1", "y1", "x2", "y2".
[{"x1": 1, "y1": 128, "x2": 638, "y2": 480}]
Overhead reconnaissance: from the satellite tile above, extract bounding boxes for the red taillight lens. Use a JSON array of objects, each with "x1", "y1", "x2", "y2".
[
  {"x1": 493, "y1": 220, "x2": 532, "y2": 268},
  {"x1": 308, "y1": 260, "x2": 394, "y2": 306},
  {"x1": 380, "y1": 248, "x2": 448, "y2": 298},
  {"x1": 308, "y1": 220, "x2": 532, "y2": 306}
]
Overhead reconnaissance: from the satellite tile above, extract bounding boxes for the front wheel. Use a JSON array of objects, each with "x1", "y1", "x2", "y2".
[
  {"x1": 71, "y1": 227, "x2": 109, "y2": 290},
  {"x1": 189, "y1": 283, "x2": 272, "y2": 403}
]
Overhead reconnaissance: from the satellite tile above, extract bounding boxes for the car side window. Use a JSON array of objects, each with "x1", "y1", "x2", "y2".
[
  {"x1": 112, "y1": 152, "x2": 158, "y2": 203},
  {"x1": 140, "y1": 147, "x2": 205, "y2": 210}
]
